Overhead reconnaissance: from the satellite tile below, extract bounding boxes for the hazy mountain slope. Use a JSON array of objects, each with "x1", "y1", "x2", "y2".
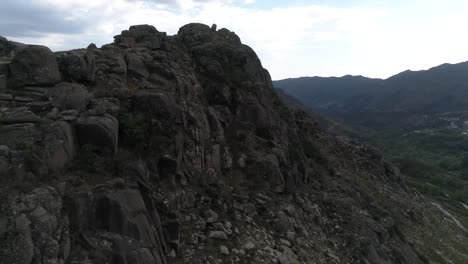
[
  {"x1": 275, "y1": 75, "x2": 384, "y2": 111},
  {"x1": 275, "y1": 88, "x2": 359, "y2": 137},
  {"x1": 0, "y1": 24, "x2": 466, "y2": 264},
  {"x1": 275, "y1": 61, "x2": 468, "y2": 128}
]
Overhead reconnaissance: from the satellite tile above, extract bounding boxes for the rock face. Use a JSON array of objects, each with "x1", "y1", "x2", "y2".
[
  {"x1": 57, "y1": 52, "x2": 96, "y2": 82},
  {"x1": 9, "y1": 45, "x2": 61, "y2": 86},
  {"x1": 0, "y1": 75, "x2": 6, "y2": 92},
  {"x1": 0, "y1": 25, "x2": 466, "y2": 264},
  {"x1": 75, "y1": 114, "x2": 118, "y2": 155},
  {"x1": 48, "y1": 82, "x2": 91, "y2": 112}
]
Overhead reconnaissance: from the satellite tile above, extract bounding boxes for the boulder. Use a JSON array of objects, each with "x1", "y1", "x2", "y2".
[
  {"x1": 244, "y1": 153, "x2": 285, "y2": 191},
  {"x1": 126, "y1": 53, "x2": 149, "y2": 79},
  {"x1": 75, "y1": 114, "x2": 118, "y2": 155},
  {"x1": 178, "y1": 23, "x2": 215, "y2": 47},
  {"x1": 87, "y1": 43, "x2": 97, "y2": 49},
  {"x1": 57, "y1": 52, "x2": 95, "y2": 82},
  {"x1": 48, "y1": 82, "x2": 90, "y2": 112},
  {"x1": 9, "y1": 45, "x2": 61, "y2": 86},
  {"x1": 208, "y1": 231, "x2": 227, "y2": 240},
  {"x1": 115, "y1": 24, "x2": 162, "y2": 50}
]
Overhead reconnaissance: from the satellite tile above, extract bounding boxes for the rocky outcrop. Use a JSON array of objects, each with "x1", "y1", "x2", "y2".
[
  {"x1": 0, "y1": 25, "x2": 466, "y2": 264},
  {"x1": 57, "y1": 51, "x2": 96, "y2": 82},
  {"x1": 9, "y1": 45, "x2": 61, "y2": 86}
]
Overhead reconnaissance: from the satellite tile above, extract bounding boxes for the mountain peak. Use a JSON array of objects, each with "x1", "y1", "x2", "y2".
[{"x1": 0, "y1": 24, "x2": 465, "y2": 264}]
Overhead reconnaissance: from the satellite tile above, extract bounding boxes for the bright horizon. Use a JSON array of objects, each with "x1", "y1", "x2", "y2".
[{"x1": 2, "y1": 0, "x2": 468, "y2": 80}]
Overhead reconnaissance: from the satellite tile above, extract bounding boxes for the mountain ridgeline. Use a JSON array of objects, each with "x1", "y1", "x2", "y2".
[
  {"x1": 275, "y1": 62, "x2": 468, "y2": 129},
  {"x1": 0, "y1": 24, "x2": 467, "y2": 264}
]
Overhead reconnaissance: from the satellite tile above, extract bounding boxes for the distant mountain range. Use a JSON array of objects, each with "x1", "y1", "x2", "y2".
[{"x1": 274, "y1": 61, "x2": 468, "y2": 129}]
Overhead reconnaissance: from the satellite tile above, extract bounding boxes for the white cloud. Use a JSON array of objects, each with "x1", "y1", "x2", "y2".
[{"x1": 4, "y1": 0, "x2": 468, "y2": 79}]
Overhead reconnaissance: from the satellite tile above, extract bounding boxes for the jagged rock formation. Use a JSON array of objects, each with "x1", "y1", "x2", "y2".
[{"x1": 0, "y1": 24, "x2": 466, "y2": 264}]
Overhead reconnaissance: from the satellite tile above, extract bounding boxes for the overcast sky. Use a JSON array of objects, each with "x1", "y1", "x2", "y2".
[{"x1": 2, "y1": 0, "x2": 468, "y2": 80}]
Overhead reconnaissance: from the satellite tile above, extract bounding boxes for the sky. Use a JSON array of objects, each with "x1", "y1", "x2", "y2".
[{"x1": 1, "y1": 0, "x2": 468, "y2": 80}]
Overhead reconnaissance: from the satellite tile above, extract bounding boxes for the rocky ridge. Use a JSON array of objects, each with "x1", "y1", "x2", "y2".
[{"x1": 0, "y1": 24, "x2": 466, "y2": 264}]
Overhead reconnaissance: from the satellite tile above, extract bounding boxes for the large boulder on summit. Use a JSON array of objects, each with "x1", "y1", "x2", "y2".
[
  {"x1": 75, "y1": 114, "x2": 118, "y2": 155},
  {"x1": 9, "y1": 45, "x2": 61, "y2": 86},
  {"x1": 177, "y1": 23, "x2": 216, "y2": 47},
  {"x1": 48, "y1": 82, "x2": 91, "y2": 112},
  {"x1": 114, "y1": 24, "x2": 162, "y2": 50}
]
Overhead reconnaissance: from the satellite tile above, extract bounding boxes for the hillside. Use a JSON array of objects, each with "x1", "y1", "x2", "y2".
[
  {"x1": 275, "y1": 62, "x2": 468, "y2": 221},
  {"x1": 0, "y1": 24, "x2": 466, "y2": 264}
]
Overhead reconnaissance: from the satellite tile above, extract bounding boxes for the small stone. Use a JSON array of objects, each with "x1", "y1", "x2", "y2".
[
  {"x1": 243, "y1": 241, "x2": 255, "y2": 250},
  {"x1": 224, "y1": 221, "x2": 232, "y2": 230},
  {"x1": 206, "y1": 209, "x2": 219, "y2": 223},
  {"x1": 286, "y1": 231, "x2": 296, "y2": 241},
  {"x1": 195, "y1": 218, "x2": 206, "y2": 229},
  {"x1": 280, "y1": 239, "x2": 291, "y2": 247},
  {"x1": 168, "y1": 249, "x2": 176, "y2": 258},
  {"x1": 185, "y1": 215, "x2": 191, "y2": 222},
  {"x1": 220, "y1": 245, "x2": 229, "y2": 255},
  {"x1": 243, "y1": 203, "x2": 256, "y2": 215},
  {"x1": 209, "y1": 231, "x2": 227, "y2": 240},
  {"x1": 213, "y1": 222, "x2": 225, "y2": 231}
]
